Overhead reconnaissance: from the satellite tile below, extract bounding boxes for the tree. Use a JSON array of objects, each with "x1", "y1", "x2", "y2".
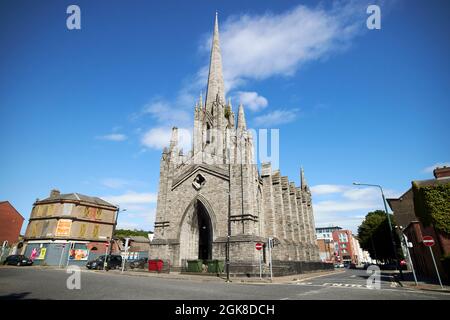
[
  {"x1": 358, "y1": 210, "x2": 403, "y2": 262},
  {"x1": 114, "y1": 229, "x2": 153, "y2": 238}
]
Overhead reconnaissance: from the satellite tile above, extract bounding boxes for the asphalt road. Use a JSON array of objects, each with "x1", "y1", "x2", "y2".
[{"x1": 0, "y1": 266, "x2": 449, "y2": 300}]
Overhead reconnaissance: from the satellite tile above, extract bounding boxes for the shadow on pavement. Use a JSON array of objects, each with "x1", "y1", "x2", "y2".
[{"x1": 0, "y1": 292, "x2": 41, "y2": 300}]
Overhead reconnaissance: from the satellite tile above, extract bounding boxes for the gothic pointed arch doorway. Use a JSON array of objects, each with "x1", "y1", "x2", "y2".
[{"x1": 179, "y1": 198, "x2": 213, "y2": 264}]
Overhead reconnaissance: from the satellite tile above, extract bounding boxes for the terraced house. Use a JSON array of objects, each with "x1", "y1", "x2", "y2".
[{"x1": 23, "y1": 189, "x2": 118, "y2": 266}]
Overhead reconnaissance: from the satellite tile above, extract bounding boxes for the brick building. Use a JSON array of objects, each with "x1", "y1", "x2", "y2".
[
  {"x1": 22, "y1": 189, "x2": 118, "y2": 266},
  {"x1": 332, "y1": 229, "x2": 357, "y2": 264},
  {"x1": 387, "y1": 166, "x2": 450, "y2": 282},
  {"x1": 316, "y1": 226, "x2": 341, "y2": 263},
  {"x1": 0, "y1": 201, "x2": 25, "y2": 247}
]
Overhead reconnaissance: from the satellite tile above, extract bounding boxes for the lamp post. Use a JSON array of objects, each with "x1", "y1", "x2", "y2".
[
  {"x1": 226, "y1": 147, "x2": 231, "y2": 283},
  {"x1": 353, "y1": 182, "x2": 403, "y2": 278},
  {"x1": 107, "y1": 207, "x2": 127, "y2": 261},
  {"x1": 396, "y1": 225, "x2": 418, "y2": 285}
]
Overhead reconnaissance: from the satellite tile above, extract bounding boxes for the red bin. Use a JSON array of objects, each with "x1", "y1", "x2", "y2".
[{"x1": 148, "y1": 259, "x2": 164, "y2": 272}]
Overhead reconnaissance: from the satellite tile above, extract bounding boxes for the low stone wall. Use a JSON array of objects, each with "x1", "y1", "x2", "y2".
[{"x1": 228, "y1": 261, "x2": 333, "y2": 278}]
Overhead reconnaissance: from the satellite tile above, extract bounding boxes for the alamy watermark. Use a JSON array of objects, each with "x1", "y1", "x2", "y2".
[
  {"x1": 366, "y1": 265, "x2": 381, "y2": 289},
  {"x1": 367, "y1": 5, "x2": 381, "y2": 30},
  {"x1": 66, "y1": 265, "x2": 81, "y2": 290}
]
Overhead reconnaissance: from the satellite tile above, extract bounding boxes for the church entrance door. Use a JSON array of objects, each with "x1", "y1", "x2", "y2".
[{"x1": 179, "y1": 199, "x2": 213, "y2": 264}]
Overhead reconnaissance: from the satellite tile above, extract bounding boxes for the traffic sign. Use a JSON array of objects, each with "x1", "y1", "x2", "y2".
[
  {"x1": 423, "y1": 236, "x2": 434, "y2": 247},
  {"x1": 255, "y1": 243, "x2": 263, "y2": 250}
]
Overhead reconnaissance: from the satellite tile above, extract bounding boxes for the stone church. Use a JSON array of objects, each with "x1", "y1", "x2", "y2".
[{"x1": 150, "y1": 14, "x2": 321, "y2": 275}]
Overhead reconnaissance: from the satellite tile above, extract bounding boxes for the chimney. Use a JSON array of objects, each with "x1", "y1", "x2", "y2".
[
  {"x1": 433, "y1": 166, "x2": 450, "y2": 179},
  {"x1": 50, "y1": 189, "x2": 60, "y2": 198}
]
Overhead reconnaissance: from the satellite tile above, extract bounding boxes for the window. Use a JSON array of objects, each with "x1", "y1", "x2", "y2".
[
  {"x1": 206, "y1": 123, "x2": 211, "y2": 144},
  {"x1": 339, "y1": 233, "x2": 348, "y2": 242},
  {"x1": 62, "y1": 203, "x2": 73, "y2": 215},
  {"x1": 79, "y1": 224, "x2": 86, "y2": 237},
  {"x1": 95, "y1": 208, "x2": 102, "y2": 220},
  {"x1": 83, "y1": 207, "x2": 90, "y2": 218},
  {"x1": 93, "y1": 225, "x2": 99, "y2": 238},
  {"x1": 31, "y1": 224, "x2": 38, "y2": 237},
  {"x1": 31, "y1": 206, "x2": 37, "y2": 217},
  {"x1": 47, "y1": 205, "x2": 54, "y2": 216}
]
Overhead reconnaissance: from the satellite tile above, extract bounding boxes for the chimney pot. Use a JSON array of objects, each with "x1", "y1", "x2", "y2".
[
  {"x1": 433, "y1": 166, "x2": 450, "y2": 179},
  {"x1": 50, "y1": 189, "x2": 60, "y2": 198}
]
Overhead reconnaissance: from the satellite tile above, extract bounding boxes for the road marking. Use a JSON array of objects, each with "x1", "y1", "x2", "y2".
[
  {"x1": 280, "y1": 297, "x2": 289, "y2": 300},
  {"x1": 350, "y1": 275, "x2": 356, "y2": 278}
]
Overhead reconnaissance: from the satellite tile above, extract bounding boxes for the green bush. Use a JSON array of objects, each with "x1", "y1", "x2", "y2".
[{"x1": 413, "y1": 182, "x2": 450, "y2": 233}]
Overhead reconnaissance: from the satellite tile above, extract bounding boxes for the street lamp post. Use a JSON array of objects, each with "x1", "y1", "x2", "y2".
[
  {"x1": 353, "y1": 182, "x2": 403, "y2": 278},
  {"x1": 107, "y1": 207, "x2": 126, "y2": 262},
  {"x1": 226, "y1": 147, "x2": 231, "y2": 283},
  {"x1": 396, "y1": 225, "x2": 418, "y2": 285}
]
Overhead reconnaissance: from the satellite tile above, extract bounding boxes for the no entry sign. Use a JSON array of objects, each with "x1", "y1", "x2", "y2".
[
  {"x1": 255, "y1": 243, "x2": 263, "y2": 250},
  {"x1": 423, "y1": 236, "x2": 434, "y2": 247}
]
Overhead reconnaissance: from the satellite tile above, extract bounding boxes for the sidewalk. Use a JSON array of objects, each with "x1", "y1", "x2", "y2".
[
  {"x1": 393, "y1": 271, "x2": 450, "y2": 293},
  {"x1": 99, "y1": 268, "x2": 344, "y2": 285}
]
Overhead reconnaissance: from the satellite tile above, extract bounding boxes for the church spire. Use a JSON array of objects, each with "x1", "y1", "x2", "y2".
[
  {"x1": 205, "y1": 12, "x2": 225, "y2": 112},
  {"x1": 237, "y1": 103, "x2": 247, "y2": 130},
  {"x1": 301, "y1": 167, "x2": 309, "y2": 191}
]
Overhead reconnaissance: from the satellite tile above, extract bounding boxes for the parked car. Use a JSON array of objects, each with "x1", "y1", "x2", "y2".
[
  {"x1": 3, "y1": 255, "x2": 33, "y2": 266},
  {"x1": 86, "y1": 255, "x2": 122, "y2": 270},
  {"x1": 129, "y1": 257, "x2": 148, "y2": 269}
]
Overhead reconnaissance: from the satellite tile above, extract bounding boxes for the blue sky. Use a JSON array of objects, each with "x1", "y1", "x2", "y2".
[{"x1": 1, "y1": 0, "x2": 449, "y2": 234}]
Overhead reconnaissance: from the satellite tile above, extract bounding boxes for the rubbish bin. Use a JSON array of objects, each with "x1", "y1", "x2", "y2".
[
  {"x1": 206, "y1": 260, "x2": 217, "y2": 273},
  {"x1": 217, "y1": 260, "x2": 225, "y2": 273},
  {"x1": 148, "y1": 259, "x2": 164, "y2": 272},
  {"x1": 187, "y1": 259, "x2": 203, "y2": 272},
  {"x1": 206, "y1": 260, "x2": 225, "y2": 273}
]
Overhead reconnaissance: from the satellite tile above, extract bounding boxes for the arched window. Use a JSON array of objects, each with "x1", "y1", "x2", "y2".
[{"x1": 206, "y1": 123, "x2": 211, "y2": 144}]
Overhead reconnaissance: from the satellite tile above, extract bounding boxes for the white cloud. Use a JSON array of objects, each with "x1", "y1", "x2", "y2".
[
  {"x1": 310, "y1": 184, "x2": 347, "y2": 195},
  {"x1": 131, "y1": 2, "x2": 366, "y2": 137},
  {"x1": 204, "y1": 1, "x2": 365, "y2": 92},
  {"x1": 96, "y1": 133, "x2": 127, "y2": 141},
  {"x1": 234, "y1": 91, "x2": 268, "y2": 111},
  {"x1": 311, "y1": 184, "x2": 401, "y2": 233},
  {"x1": 139, "y1": 99, "x2": 192, "y2": 127},
  {"x1": 100, "y1": 178, "x2": 144, "y2": 189},
  {"x1": 102, "y1": 191, "x2": 157, "y2": 206},
  {"x1": 423, "y1": 162, "x2": 450, "y2": 173},
  {"x1": 253, "y1": 109, "x2": 299, "y2": 126},
  {"x1": 141, "y1": 127, "x2": 192, "y2": 152},
  {"x1": 102, "y1": 191, "x2": 157, "y2": 231}
]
